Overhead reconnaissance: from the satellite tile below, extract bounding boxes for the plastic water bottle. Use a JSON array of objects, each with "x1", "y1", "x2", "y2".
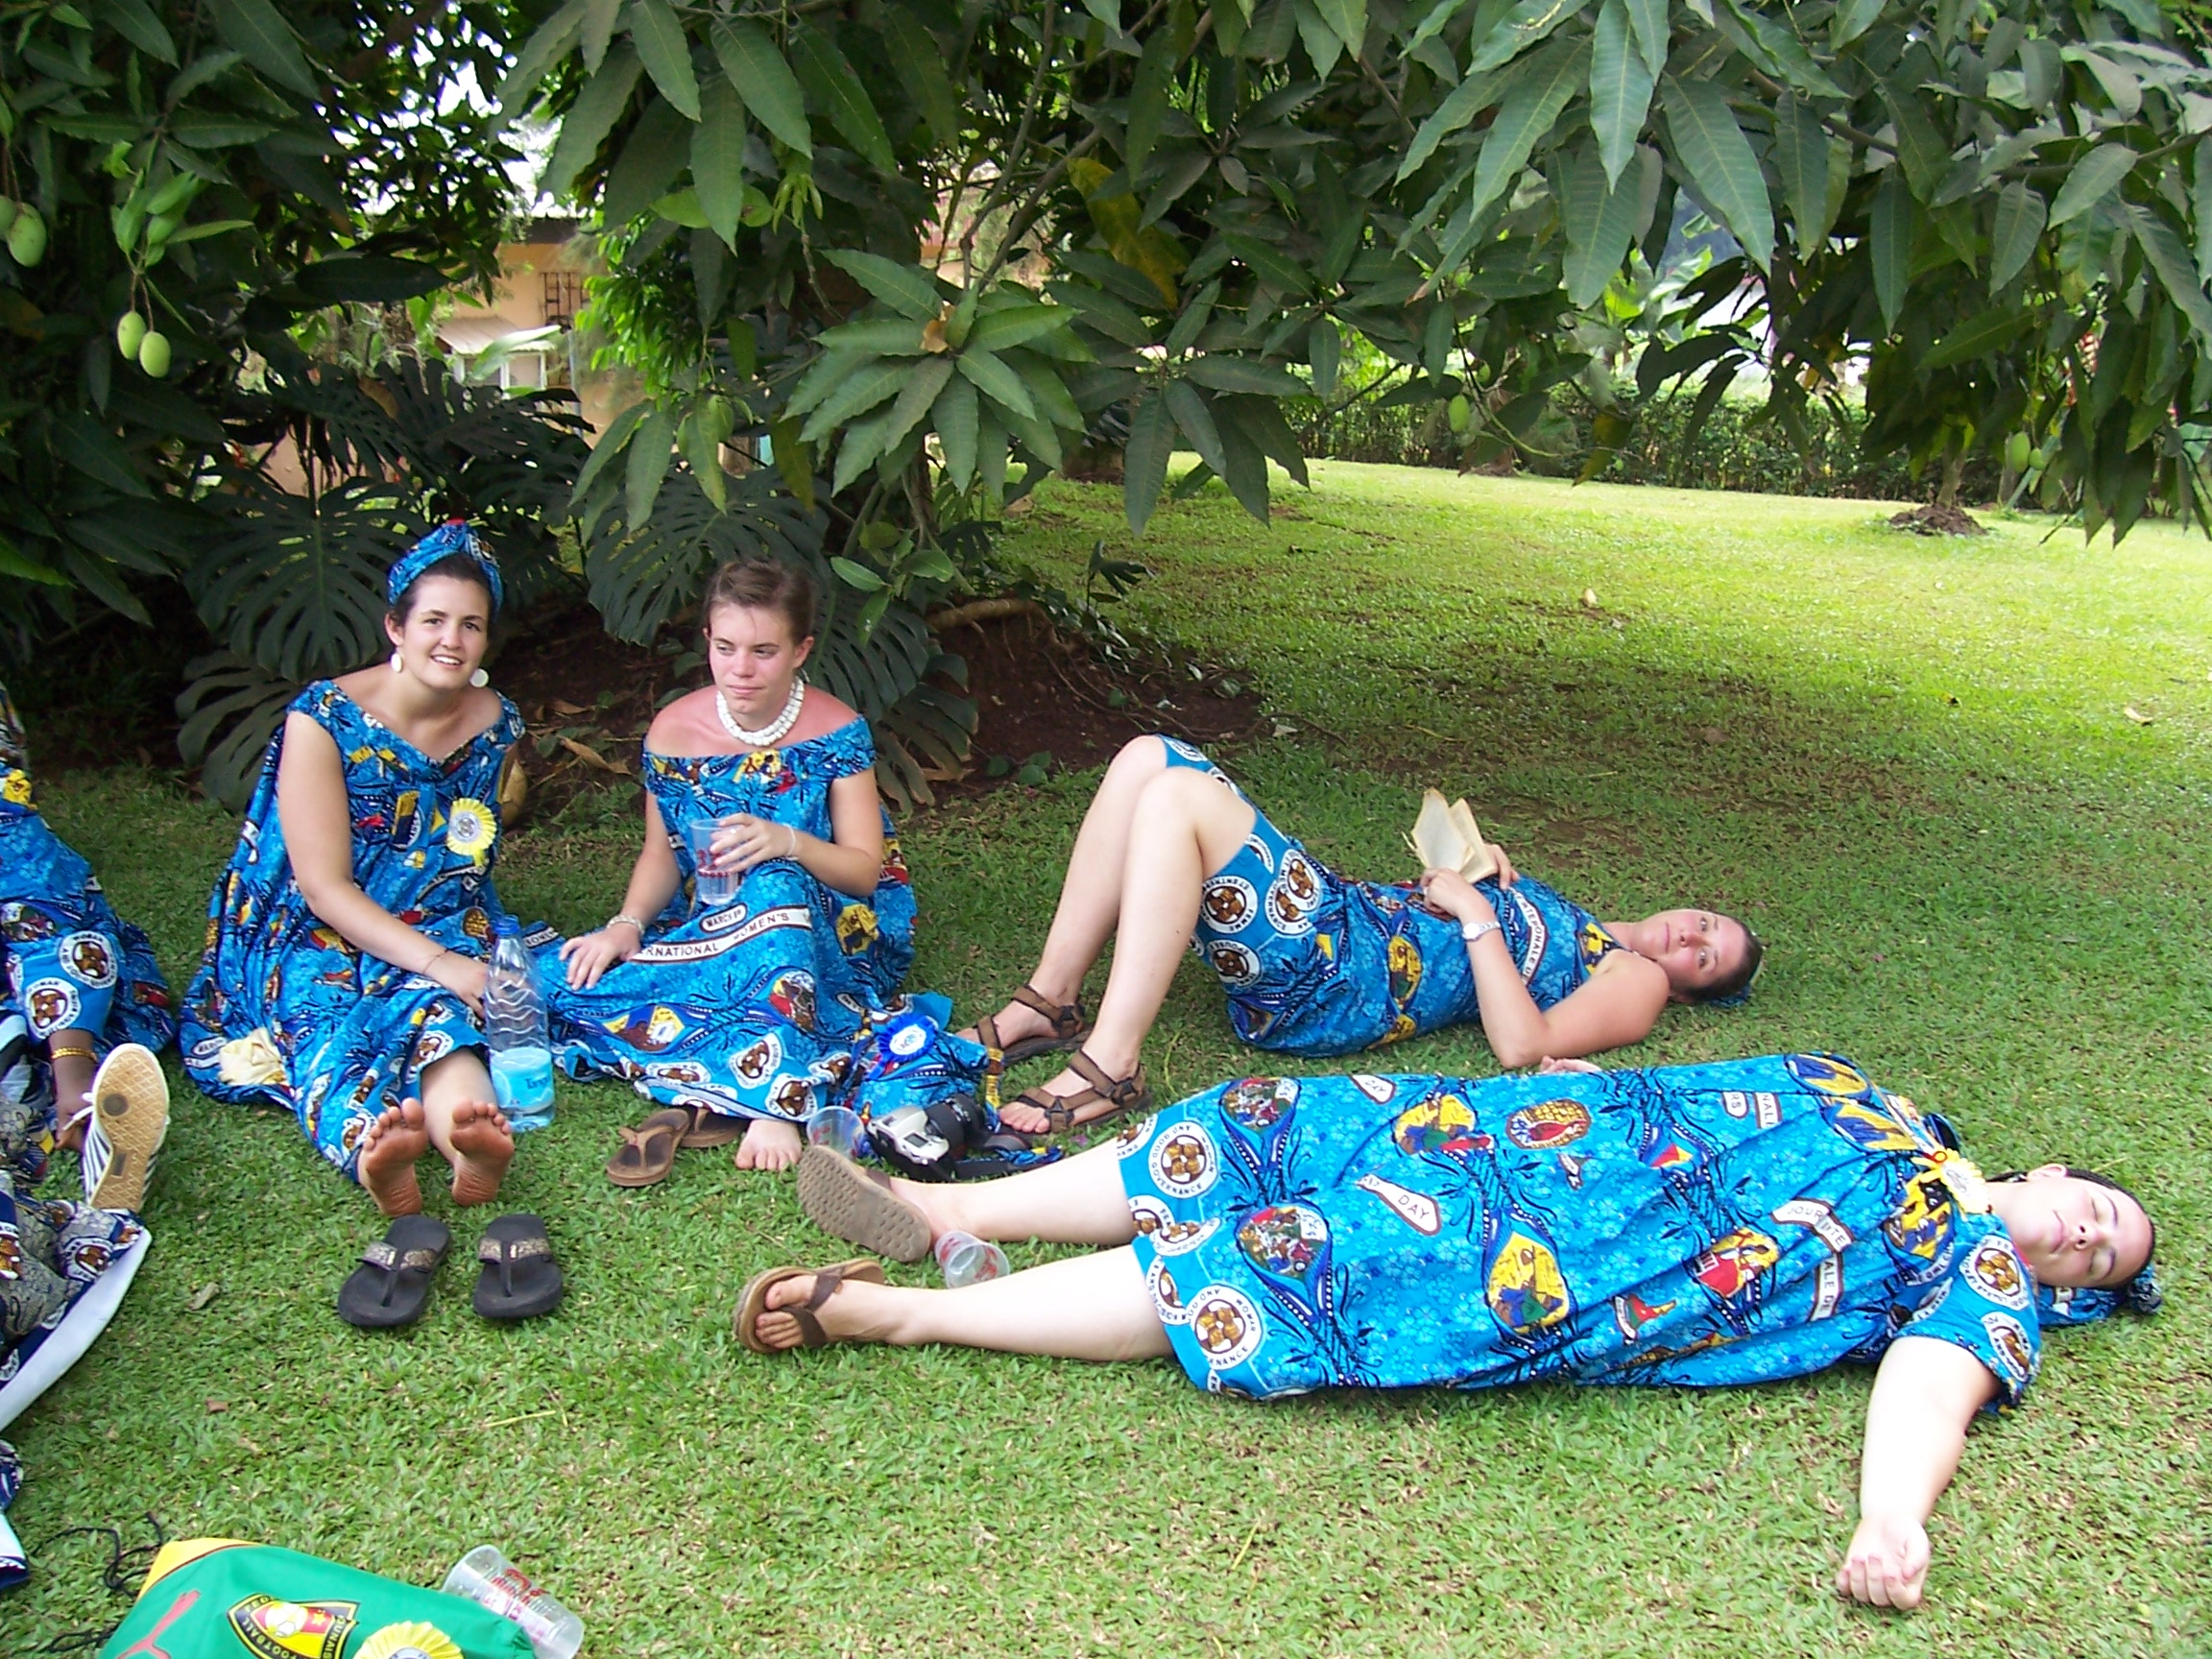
[
  {"x1": 442, "y1": 1545, "x2": 584, "y2": 1659},
  {"x1": 483, "y1": 919, "x2": 555, "y2": 1132}
]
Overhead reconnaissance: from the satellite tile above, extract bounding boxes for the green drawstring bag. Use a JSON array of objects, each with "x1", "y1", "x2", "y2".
[{"x1": 98, "y1": 1538, "x2": 539, "y2": 1659}]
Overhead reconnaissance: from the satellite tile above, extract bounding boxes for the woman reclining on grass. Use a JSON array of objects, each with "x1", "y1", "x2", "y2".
[
  {"x1": 750, "y1": 1050, "x2": 2156, "y2": 1611},
  {"x1": 970, "y1": 735, "x2": 1760, "y2": 1136}
]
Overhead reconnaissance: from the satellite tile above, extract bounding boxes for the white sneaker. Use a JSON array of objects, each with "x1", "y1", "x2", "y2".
[{"x1": 81, "y1": 1044, "x2": 169, "y2": 1211}]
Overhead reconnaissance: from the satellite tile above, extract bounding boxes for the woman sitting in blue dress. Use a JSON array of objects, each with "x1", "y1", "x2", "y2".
[
  {"x1": 181, "y1": 523, "x2": 523, "y2": 1216},
  {"x1": 970, "y1": 735, "x2": 1761, "y2": 1135},
  {"x1": 754, "y1": 1050, "x2": 2158, "y2": 1610},
  {"x1": 0, "y1": 685, "x2": 175, "y2": 1144},
  {"x1": 551, "y1": 556, "x2": 914, "y2": 1176}
]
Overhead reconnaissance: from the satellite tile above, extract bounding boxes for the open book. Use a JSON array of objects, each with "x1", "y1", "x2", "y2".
[{"x1": 1406, "y1": 789, "x2": 1499, "y2": 882}]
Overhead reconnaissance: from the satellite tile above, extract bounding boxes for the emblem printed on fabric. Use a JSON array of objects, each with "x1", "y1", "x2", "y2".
[
  {"x1": 1486, "y1": 1228, "x2": 1572, "y2": 1332},
  {"x1": 225, "y1": 1596, "x2": 360, "y2": 1659},
  {"x1": 1189, "y1": 1285, "x2": 1264, "y2": 1368},
  {"x1": 21, "y1": 977, "x2": 80, "y2": 1037},
  {"x1": 1128, "y1": 1194, "x2": 1170, "y2": 1235},
  {"x1": 1351, "y1": 1073, "x2": 1396, "y2": 1103},
  {"x1": 1148, "y1": 1122, "x2": 1218, "y2": 1198},
  {"x1": 1504, "y1": 1098, "x2": 1591, "y2": 1150},
  {"x1": 1963, "y1": 1238, "x2": 2032, "y2": 1310},
  {"x1": 1149, "y1": 1256, "x2": 1192, "y2": 1324},
  {"x1": 697, "y1": 903, "x2": 752, "y2": 935},
  {"x1": 1612, "y1": 1290, "x2": 1678, "y2": 1341},
  {"x1": 1200, "y1": 875, "x2": 1259, "y2": 933},
  {"x1": 1981, "y1": 1310, "x2": 2036, "y2": 1386},
  {"x1": 642, "y1": 1060, "x2": 713, "y2": 1087},
  {"x1": 1115, "y1": 1114, "x2": 1159, "y2": 1158},
  {"x1": 1810, "y1": 1257, "x2": 1842, "y2": 1321},
  {"x1": 356, "y1": 1622, "x2": 463, "y2": 1659},
  {"x1": 1219, "y1": 1075, "x2": 1298, "y2": 1131},
  {"x1": 1240, "y1": 832, "x2": 1276, "y2": 873},
  {"x1": 1772, "y1": 1197, "x2": 1854, "y2": 1254},
  {"x1": 732, "y1": 1032, "x2": 782, "y2": 1085},
  {"x1": 1692, "y1": 1228, "x2": 1779, "y2": 1302},
  {"x1": 1266, "y1": 850, "x2": 1322, "y2": 926},
  {"x1": 1504, "y1": 888, "x2": 1547, "y2": 984},
  {"x1": 411, "y1": 1029, "x2": 455, "y2": 1070},
  {"x1": 1150, "y1": 1217, "x2": 1219, "y2": 1256},
  {"x1": 1355, "y1": 1171, "x2": 1441, "y2": 1234},
  {"x1": 1163, "y1": 737, "x2": 1209, "y2": 766},
  {"x1": 60, "y1": 931, "x2": 117, "y2": 988},
  {"x1": 1236, "y1": 1204, "x2": 1328, "y2": 1280},
  {"x1": 634, "y1": 934, "x2": 744, "y2": 964},
  {"x1": 1721, "y1": 1090, "x2": 1783, "y2": 1128},
  {"x1": 1203, "y1": 941, "x2": 1262, "y2": 988}
]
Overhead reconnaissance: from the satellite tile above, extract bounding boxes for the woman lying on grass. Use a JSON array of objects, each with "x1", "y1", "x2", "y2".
[
  {"x1": 751, "y1": 1050, "x2": 2157, "y2": 1611},
  {"x1": 969, "y1": 735, "x2": 1760, "y2": 1136},
  {"x1": 182, "y1": 524, "x2": 524, "y2": 1215},
  {"x1": 547, "y1": 557, "x2": 917, "y2": 1179}
]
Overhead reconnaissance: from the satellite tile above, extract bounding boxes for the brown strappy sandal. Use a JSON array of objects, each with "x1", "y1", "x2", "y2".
[
  {"x1": 1011, "y1": 1049, "x2": 1153, "y2": 1136},
  {"x1": 974, "y1": 984, "x2": 1091, "y2": 1066},
  {"x1": 734, "y1": 1258, "x2": 888, "y2": 1355}
]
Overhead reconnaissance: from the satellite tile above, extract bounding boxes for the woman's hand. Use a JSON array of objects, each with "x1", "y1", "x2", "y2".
[
  {"x1": 559, "y1": 926, "x2": 640, "y2": 990},
  {"x1": 1536, "y1": 1055, "x2": 1604, "y2": 1075},
  {"x1": 1483, "y1": 842, "x2": 1517, "y2": 887},
  {"x1": 1421, "y1": 867, "x2": 1496, "y2": 926},
  {"x1": 429, "y1": 951, "x2": 489, "y2": 1018},
  {"x1": 1837, "y1": 1512, "x2": 1932, "y2": 1609},
  {"x1": 713, "y1": 812, "x2": 802, "y2": 875}
]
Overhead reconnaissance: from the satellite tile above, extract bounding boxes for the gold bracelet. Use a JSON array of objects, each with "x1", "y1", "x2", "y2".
[
  {"x1": 608, "y1": 914, "x2": 646, "y2": 935},
  {"x1": 47, "y1": 1044, "x2": 96, "y2": 1063},
  {"x1": 423, "y1": 946, "x2": 450, "y2": 976}
]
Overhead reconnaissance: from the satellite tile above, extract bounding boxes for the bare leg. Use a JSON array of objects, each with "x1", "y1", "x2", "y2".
[
  {"x1": 1001, "y1": 766, "x2": 1255, "y2": 1133},
  {"x1": 47, "y1": 1029, "x2": 96, "y2": 1150},
  {"x1": 755, "y1": 1247, "x2": 1168, "y2": 1360},
  {"x1": 734, "y1": 1117, "x2": 803, "y2": 1171},
  {"x1": 358, "y1": 1098, "x2": 429, "y2": 1216},
  {"x1": 418, "y1": 1051, "x2": 513, "y2": 1206},
  {"x1": 964, "y1": 736, "x2": 1174, "y2": 1052},
  {"x1": 882, "y1": 1137, "x2": 1140, "y2": 1246}
]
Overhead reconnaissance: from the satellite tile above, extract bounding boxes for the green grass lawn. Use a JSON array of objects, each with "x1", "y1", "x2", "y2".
[{"x1": 5, "y1": 464, "x2": 2209, "y2": 1656}]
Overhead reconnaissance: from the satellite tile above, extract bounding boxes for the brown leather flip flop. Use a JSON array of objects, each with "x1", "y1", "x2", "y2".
[
  {"x1": 606, "y1": 1106, "x2": 691, "y2": 1187},
  {"x1": 677, "y1": 1105, "x2": 745, "y2": 1149},
  {"x1": 734, "y1": 1258, "x2": 887, "y2": 1355},
  {"x1": 794, "y1": 1144, "x2": 932, "y2": 1262}
]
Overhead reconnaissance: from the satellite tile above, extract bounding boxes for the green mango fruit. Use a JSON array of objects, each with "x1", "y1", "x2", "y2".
[
  {"x1": 1447, "y1": 394, "x2": 1471, "y2": 434},
  {"x1": 7, "y1": 207, "x2": 47, "y2": 268},
  {"x1": 0, "y1": 199, "x2": 17, "y2": 239},
  {"x1": 116, "y1": 311, "x2": 148, "y2": 358},
  {"x1": 2004, "y1": 431, "x2": 2032, "y2": 473},
  {"x1": 137, "y1": 330, "x2": 173, "y2": 377}
]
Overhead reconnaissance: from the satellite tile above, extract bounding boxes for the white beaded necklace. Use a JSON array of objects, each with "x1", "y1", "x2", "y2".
[{"x1": 716, "y1": 680, "x2": 805, "y2": 748}]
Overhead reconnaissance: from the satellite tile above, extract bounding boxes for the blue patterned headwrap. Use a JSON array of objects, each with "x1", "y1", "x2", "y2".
[
  {"x1": 2035, "y1": 1263, "x2": 2162, "y2": 1328},
  {"x1": 387, "y1": 519, "x2": 504, "y2": 614}
]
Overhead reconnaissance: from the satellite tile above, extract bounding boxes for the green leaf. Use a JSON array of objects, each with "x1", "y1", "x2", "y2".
[
  {"x1": 1222, "y1": 232, "x2": 1312, "y2": 297},
  {"x1": 55, "y1": 412, "x2": 152, "y2": 498},
  {"x1": 1184, "y1": 354, "x2": 1308, "y2": 396},
  {"x1": 1588, "y1": 0, "x2": 1654, "y2": 188},
  {"x1": 1879, "y1": 77, "x2": 1949, "y2": 201},
  {"x1": 625, "y1": 0, "x2": 700, "y2": 119},
  {"x1": 1313, "y1": 0, "x2": 1368, "y2": 53},
  {"x1": 1213, "y1": 398, "x2": 1273, "y2": 519},
  {"x1": 955, "y1": 349, "x2": 1036, "y2": 421},
  {"x1": 1126, "y1": 28, "x2": 1176, "y2": 175},
  {"x1": 1123, "y1": 390, "x2": 1172, "y2": 536},
  {"x1": 294, "y1": 253, "x2": 446, "y2": 303},
  {"x1": 1662, "y1": 75, "x2": 1773, "y2": 271},
  {"x1": 1293, "y1": 0, "x2": 1344, "y2": 76},
  {"x1": 167, "y1": 217, "x2": 252, "y2": 245},
  {"x1": 822, "y1": 250, "x2": 943, "y2": 320},
  {"x1": 1012, "y1": 352, "x2": 1083, "y2": 432},
  {"x1": 2196, "y1": 147, "x2": 2212, "y2": 286},
  {"x1": 815, "y1": 317, "x2": 928, "y2": 353},
  {"x1": 1624, "y1": 0, "x2": 1667, "y2": 78},
  {"x1": 1397, "y1": 63, "x2": 1507, "y2": 182},
  {"x1": 543, "y1": 45, "x2": 644, "y2": 199},
  {"x1": 1309, "y1": 317, "x2": 1341, "y2": 398},
  {"x1": 800, "y1": 356, "x2": 906, "y2": 441},
  {"x1": 497, "y1": 0, "x2": 586, "y2": 117},
  {"x1": 625, "y1": 404, "x2": 677, "y2": 528},
  {"x1": 692, "y1": 75, "x2": 748, "y2": 247},
  {"x1": 603, "y1": 98, "x2": 692, "y2": 225},
  {"x1": 1471, "y1": 37, "x2": 1590, "y2": 220},
  {"x1": 1830, "y1": 0, "x2": 1883, "y2": 48},
  {"x1": 830, "y1": 555, "x2": 886, "y2": 591},
  {"x1": 1988, "y1": 180, "x2": 2046, "y2": 293},
  {"x1": 933, "y1": 373, "x2": 978, "y2": 488},
  {"x1": 2121, "y1": 203, "x2": 2212, "y2": 343},
  {"x1": 1773, "y1": 91, "x2": 1842, "y2": 254},
  {"x1": 1916, "y1": 308, "x2": 2031, "y2": 370},
  {"x1": 167, "y1": 114, "x2": 276, "y2": 147},
  {"x1": 1165, "y1": 379, "x2": 1227, "y2": 475},
  {"x1": 98, "y1": 0, "x2": 177, "y2": 63},
  {"x1": 1869, "y1": 169, "x2": 1911, "y2": 331},
  {"x1": 1469, "y1": 0, "x2": 1590, "y2": 76},
  {"x1": 712, "y1": 18, "x2": 810, "y2": 156},
  {"x1": 579, "y1": 0, "x2": 622, "y2": 71},
  {"x1": 884, "y1": 11, "x2": 958, "y2": 148},
  {"x1": 571, "y1": 400, "x2": 648, "y2": 506},
  {"x1": 968, "y1": 303, "x2": 1074, "y2": 353},
  {"x1": 768, "y1": 417, "x2": 816, "y2": 508},
  {"x1": 790, "y1": 22, "x2": 894, "y2": 174},
  {"x1": 1558, "y1": 143, "x2": 1641, "y2": 307},
  {"x1": 2049, "y1": 143, "x2": 2135, "y2": 228},
  {"x1": 831, "y1": 411, "x2": 891, "y2": 494},
  {"x1": 878, "y1": 355, "x2": 955, "y2": 453},
  {"x1": 207, "y1": 0, "x2": 317, "y2": 97}
]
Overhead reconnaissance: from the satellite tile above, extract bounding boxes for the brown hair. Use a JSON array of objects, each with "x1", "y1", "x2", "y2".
[
  {"x1": 1685, "y1": 921, "x2": 1763, "y2": 1005},
  {"x1": 702, "y1": 556, "x2": 816, "y2": 642}
]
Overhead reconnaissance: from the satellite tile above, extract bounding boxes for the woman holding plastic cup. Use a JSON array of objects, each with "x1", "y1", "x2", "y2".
[{"x1": 550, "y1": 558, "x2": 916, "y2": 1179}]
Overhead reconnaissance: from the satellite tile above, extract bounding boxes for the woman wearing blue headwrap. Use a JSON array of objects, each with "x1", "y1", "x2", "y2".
[
  {"x1": 754, "y1": 1051, "x2": 2157, "y2": 1611},
  {"x1": 181, "y1": 522, "x2": 527, "y2": 1215},
  {"x1": 969, "y1": 736, "x2": 1761, "y2": 1137}
]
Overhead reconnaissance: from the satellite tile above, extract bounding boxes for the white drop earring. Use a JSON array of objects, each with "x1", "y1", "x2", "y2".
[
  {"x1": 389, "y1": 651, "x2": 403, "y2": 673},
  {"x1": 469, "y1": 668, "x2": 490, "y2": 688}
]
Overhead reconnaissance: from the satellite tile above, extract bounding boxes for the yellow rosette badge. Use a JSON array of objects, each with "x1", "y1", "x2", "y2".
[
  {"x1": 356, "y1": 1622, "x2": 463, "y2": 1659},
  {"x1": 445, "y1": 797, "x2": 497, "y2": 864},
  {"x1": 1, "y1": 768, "x2": 34, "y2": 807}
]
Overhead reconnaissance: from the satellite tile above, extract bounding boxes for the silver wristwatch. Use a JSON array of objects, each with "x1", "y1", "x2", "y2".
[{"x1": 1460, "y1": 919, "x2": 1502, "y2": 946}]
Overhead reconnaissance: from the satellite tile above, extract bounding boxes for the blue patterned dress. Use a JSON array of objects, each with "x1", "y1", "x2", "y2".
[
  {"x1": 0, "y1": 688, "x2": 174, "y2": 1059},
  {"x1": 1163, "y1": 738, "x2": 1623, "y2": 1056},
  {"x1": 180, "y1": 683, "x2": 528, "y2": 1180},
  {"x1": 543, "y1": 719, "x2": 916, "y2": 1122},
  {"x1": 1121, "y1": 1054, "x2": 2042, "y2": 1407}
]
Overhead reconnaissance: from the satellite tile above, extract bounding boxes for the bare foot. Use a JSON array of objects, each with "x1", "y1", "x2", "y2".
[
  {"x1": 359, "y1": 1100, "x2": 429, "y2": 1216},
  {"x1": 733, "y1": 1117, "x2": 803, "y2": 1171},
  {"x1": 755, "y1": 1269, "x2": 890, "y2": 1352},
  {"x1": 446, "y1": 1098, "x2": 515, "y2": 1205}
]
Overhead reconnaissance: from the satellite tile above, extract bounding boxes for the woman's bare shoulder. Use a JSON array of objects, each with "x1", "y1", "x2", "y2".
[{"x1": 647, "y1": 688, "x2": 715, "y2": 753}]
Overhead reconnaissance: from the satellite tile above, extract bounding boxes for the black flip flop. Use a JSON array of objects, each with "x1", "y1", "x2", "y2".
[
  {"x1": 338, "y1": 1215, "x2": 451, "y2": 1330},
  {"x1": 473, "y1": 1213, "x2": 564, "y2": 1321}
]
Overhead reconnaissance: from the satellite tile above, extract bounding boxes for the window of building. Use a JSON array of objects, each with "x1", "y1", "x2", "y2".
[{"x1": 542, "y1": 271, "x2": 585, "y2": 326}]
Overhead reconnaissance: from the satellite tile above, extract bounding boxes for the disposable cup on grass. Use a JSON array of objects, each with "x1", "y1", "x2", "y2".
[
  {"x1": 935, "y1": 1230, "x2": 1009, "y2": 1288},
  {"x1": 806, "y1": 1105, "x2": 865, "y2": 1159}
]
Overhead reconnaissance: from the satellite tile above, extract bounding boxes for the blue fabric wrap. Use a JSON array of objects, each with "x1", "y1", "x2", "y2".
[
  {"x1": 386, "y1": 518, "x2": 505, "y2": 614},
  {"x1": 1121, "y1": 1053, "x2": 2064, "y2": 1407},
  {"x1": 181, "y1": 683, "x2": 528, "y2": 1181}
]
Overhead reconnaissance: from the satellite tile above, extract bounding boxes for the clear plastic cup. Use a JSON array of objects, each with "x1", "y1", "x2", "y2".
[
  {"x1": 806, "y1": 1105, "x2": 865, "y2": 1159},
  {"x1": 934, "y1": 1230, "x2": 1010, "y2": 1288},
  {"x1": 687, "y1": 819, "x2": 738, "y2": 909},
  {"x1": 442, "y1": 1545, "x2": 583, "y2": 1659}
]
